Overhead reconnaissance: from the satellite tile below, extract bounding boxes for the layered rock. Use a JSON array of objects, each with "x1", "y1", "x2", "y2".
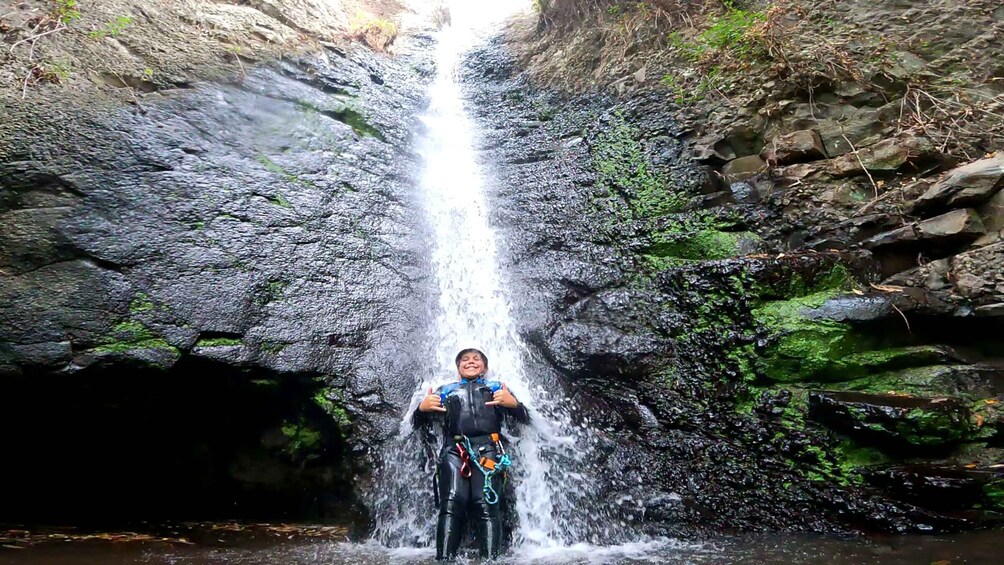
[{"x1": 1, "y1": 19, "x2": 433, "y2": 521}]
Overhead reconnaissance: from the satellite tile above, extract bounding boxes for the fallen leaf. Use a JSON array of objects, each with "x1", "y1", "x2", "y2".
[
  {"x1": 976, "y1": 414, "x2": 984, "y2": 427},
  {"x1": 985, "y1": 399, "x2": 1000, "y2": 405},
  {"x1": 870, "y1": 282, "x2": 905, "y2": 293},
  {"x1": 931, "y1": 397, "x2": 948, "y2": 403},
  {"x1": 851, "y1": 289, "x2": 865, "y2": 295}
]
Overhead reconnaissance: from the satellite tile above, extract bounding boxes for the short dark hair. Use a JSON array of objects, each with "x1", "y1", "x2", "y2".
[{"x1": 455, "y1": 348, "x2": 488, "y2": 368}]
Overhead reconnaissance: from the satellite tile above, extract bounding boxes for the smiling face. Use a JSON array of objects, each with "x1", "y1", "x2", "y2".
[{"x1": 456, "y1": 351, "x2": 487, "y2": 379}]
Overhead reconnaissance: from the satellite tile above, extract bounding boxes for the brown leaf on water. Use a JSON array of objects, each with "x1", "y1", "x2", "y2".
[{"x1": 930, "y1": 397, "x2": 949, "y2": 403}]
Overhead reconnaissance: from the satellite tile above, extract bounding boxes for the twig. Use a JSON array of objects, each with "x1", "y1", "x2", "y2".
[
  {"x1": 840, "y1": 132, "x2": 880, "y2": 199},
  {"x1": 228, "y1": 50, "x2": 247, "y2": 81},
  {"x1": 21, "y1": 67, "x2": 34, "y2": 99},
  {"x1": 890, "y1": 303, "x2": 912, "y2": 334},
  {"x1": 8, "y1": 25, "x2": 65, "y2": 55}
]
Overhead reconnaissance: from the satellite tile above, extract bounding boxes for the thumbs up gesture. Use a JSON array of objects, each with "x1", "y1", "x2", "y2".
[
  {"x1": 486, "y1": 383, "x2": 518, "y2": 408},
  {"x1": 419, "y1": 387, "x2": 447, "y2": 413}
]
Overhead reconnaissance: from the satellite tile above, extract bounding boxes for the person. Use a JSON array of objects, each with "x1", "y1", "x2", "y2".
[{"x1": 414, "y1": 347, "x2": 530, "y2": 561}]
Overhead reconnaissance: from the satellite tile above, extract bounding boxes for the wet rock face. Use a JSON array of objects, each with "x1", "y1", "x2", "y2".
[
  {"x1": 0, "y1": 42, "x2": 434, "y2": 517},
  {"x1": 464, "y1": 31, "x2": 1004, "y2": 535},
  {"x1": 808, "y1": 391, "x2": 975, "y2": 450}
]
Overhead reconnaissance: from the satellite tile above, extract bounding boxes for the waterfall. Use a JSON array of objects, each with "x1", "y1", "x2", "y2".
[{"x1": 371, "y1": 0, "x2": 631, "y2": 554}]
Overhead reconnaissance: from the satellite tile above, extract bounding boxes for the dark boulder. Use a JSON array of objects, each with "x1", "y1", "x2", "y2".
[{"x1": 808, "y1": 391, "x2": 977, "y2": 450}]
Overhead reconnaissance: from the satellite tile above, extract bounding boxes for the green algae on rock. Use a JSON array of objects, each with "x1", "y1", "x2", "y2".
[{"x1": 809, "y1": 391, "x2": 977, "y2": 449}]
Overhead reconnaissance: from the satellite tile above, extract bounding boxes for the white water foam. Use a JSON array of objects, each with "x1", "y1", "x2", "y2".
[{"x1": 370, "y1": 1, "x2": 691, "y2": 558}]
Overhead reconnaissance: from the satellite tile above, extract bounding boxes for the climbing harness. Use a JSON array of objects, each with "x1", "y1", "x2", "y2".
[{"x1": 454, "y1": 433, "x2": 513, "y2": 505}]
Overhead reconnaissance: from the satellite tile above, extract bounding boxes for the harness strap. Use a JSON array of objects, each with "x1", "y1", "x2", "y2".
[{"x1": 455, "y1": 442, "x2": 472, "y2": 479}]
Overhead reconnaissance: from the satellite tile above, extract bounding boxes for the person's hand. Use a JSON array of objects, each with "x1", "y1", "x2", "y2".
[
  {"x1": 419, "y1": 387, "x2": 447, "y2": 413},
  {"x1": 486, "y1": 383, "x2": 518, "y2": 409}
]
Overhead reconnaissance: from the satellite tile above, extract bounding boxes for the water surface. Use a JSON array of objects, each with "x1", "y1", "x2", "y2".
[{"x1": 4, "y1": 525, "x2": 1002, "y2": 564}]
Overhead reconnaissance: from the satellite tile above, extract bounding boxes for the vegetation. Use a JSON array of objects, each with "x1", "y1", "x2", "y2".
[
  {"x1": 88, "y1": 15, "x2": 132, "y2": 39},
  {"x1": 88, "y1": 320, "x2": 179, "y2": 356},
  {"x1": 195, "y1": 337, "x2": 243, "y2": 347},
  {"x1": 313, "y1": 390, "x2": 352, "y2": 429},
  {"x1": 54, "y1": 0, "x2": 81, "y2": 24},
  {"x1": 349, "y1": 12, "x2": 398, "y2": 51},
  {"x1": 591, "y1": 112, "x2": 686, "y2": 218},
  {"x1": 281, "y1": 418, "x2": 323, "y2": 461}
]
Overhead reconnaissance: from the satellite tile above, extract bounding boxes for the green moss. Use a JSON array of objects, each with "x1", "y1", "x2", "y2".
[
  {"x1": 792, "y1": 436, "x2": 888, "y2": 487},
  {"x1": 257, "y1": 154, "x2": 315, "y2": 189},
  {"x1": 196, "y1": 337, "x2": 243, "y2": 347},
  {"x1": 983, "y1": 479, "x2": 1004, "y2": 510},
  {"x1": 281, "y1": 419, "x2": 323, "y2": 460},
  {"x1": 591, "y1": 113, "x2": 686, "y2": 218},
  {"x1": 112, "y1": 320, "x2": 153, "y2": 340},
  {"x1": 642, "y1": 254, "x2": 687, "y2": 271},
  {"x1": 653, "y1": 366, "x2": 679, "y2": 389},
  {"x1": 649, "y1": 228, "x2": 755, "y2": 261},
  {"x1": 269, "y1": 194, "x2": 293, "y2": 209},
  {"x1": 129, "y1": 292, "x2": 155, "y2": 313},
  {"x1": 753, "y1": 290, "x2": 861, "y2": 383},
  {"x1": 92, "y1": 338, "x2": 176, "y2": 354},
  {"x1": 840, "y1": 399, "x2": 976, "y2": 447},
  {"x1": 314, "y1": 390, "x2": 351, "y2": 428},
  {"x1": 260, "y1": 341, "x2": 287, "y2": 355},
  {"x1": 830, "y1": 363, "x2": 967, "y2": 397},
  {"x1": 87, "y1": 319, "x2": 181, "y2": 356},
  {"x1": 835, "y1": 441, "x2": 888, "y2": 472},
  {"x1": 896, "y1": 407, "x2": 975, "y2": 446},
  {"x1": 266, "y1": 280, "x2": 288, "y2": 301},
  {"x1": 332, "y1": 107, "x2": 386, "y2": 141},
  {"x1": 251, "y1": 379, "x2": 279, "y2": 387}
]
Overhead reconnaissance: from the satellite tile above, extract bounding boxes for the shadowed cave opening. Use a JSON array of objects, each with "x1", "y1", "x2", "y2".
[{"x1": 0, "y1": 359, "x2": 356, "y2": 528}]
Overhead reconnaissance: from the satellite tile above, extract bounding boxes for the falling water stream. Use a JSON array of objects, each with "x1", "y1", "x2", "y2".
[
  {"x1": 370, "y1": 0, "x2": 612, "y2": 554},
  {"x1": 373, "y1": 1, "x2": 684, "y2": 561}
]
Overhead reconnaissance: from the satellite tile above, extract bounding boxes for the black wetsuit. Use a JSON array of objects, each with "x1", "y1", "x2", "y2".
[{"x1": 413, "y1": 377, "x2": 529, "y2": 560}]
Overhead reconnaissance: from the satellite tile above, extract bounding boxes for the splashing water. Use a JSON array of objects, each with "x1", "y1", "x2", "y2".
[{"x1": 371, "y1": 0, "x2": 646, "y2": 554}]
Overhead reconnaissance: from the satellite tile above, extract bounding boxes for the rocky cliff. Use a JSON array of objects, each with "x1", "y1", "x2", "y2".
[
  {"x1": 1, "y1": 0, "x2": 432, "y2": 525},
  {"x1": 487, "y1": 0, "x2": 1004, "y2": 534}
]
